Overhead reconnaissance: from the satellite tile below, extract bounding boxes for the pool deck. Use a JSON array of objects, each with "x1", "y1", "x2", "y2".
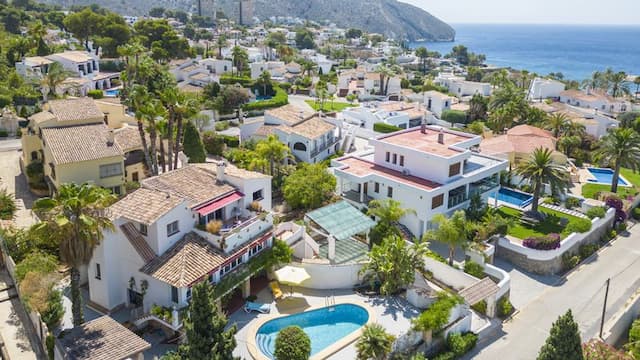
[{"x1": 230, "y1": 286, "x2": 421, "y2": 360}]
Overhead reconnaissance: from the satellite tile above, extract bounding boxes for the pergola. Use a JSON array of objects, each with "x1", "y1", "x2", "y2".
[{"x1": 304, "y1": 201, "x2": 376, "y2": 262}]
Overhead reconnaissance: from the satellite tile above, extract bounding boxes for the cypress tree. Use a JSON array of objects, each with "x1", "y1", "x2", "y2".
[
  {"x1": 537, "y1": 310, "x2": 583, "y2": 360},
  {"x1": 182, "y1": 121, "x2": 206, "y2": 163},
  {"x1": 180, "y1": 280, "x2": 237, "y2": 360}
]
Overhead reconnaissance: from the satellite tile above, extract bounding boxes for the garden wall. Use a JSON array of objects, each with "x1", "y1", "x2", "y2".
[
  {"x1": 495, "y1": 208, "x2": 615, "y2": 275},
  {"x1": 295, "y1": 259, "x2": 364, "y2": 290},
  {"x1": 424, "y1": 257, "x2": 477, "y2": 292},
  {"x1": 602, "y1": 289, "x2": 640, "y2": 346}
]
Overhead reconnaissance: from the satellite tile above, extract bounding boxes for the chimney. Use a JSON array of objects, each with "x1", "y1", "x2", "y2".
[
  {"x1": 420, "y1": 119, "x2": 427, "y2": 134},
  {"x1": 438, "y1": 128, "x2": 444, "y2": 144},
  {"x1": 107, "y1": 130, "x2": 114, "y2": 146},
  {"x1": 216, "y1": 161, "x2": 226, "y2": 183}
]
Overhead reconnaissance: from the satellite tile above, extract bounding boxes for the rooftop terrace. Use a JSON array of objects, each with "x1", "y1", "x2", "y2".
[{"x1": 378, "y1": 127, "x2": 475, "y2": 158}]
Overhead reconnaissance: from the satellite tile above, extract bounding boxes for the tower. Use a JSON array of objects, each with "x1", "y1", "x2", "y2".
[
  {"x1": 198, "y1": 0, "x2": 217, "y2": 21},
  {"x1": 239, "y1": 0, "x2": 253, "y2": 25}
]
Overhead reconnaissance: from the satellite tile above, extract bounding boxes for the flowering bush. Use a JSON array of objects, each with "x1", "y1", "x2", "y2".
[
  {"x1": 523, "y1": 233, "x2": 561, "y2": 250},
  {"x1": 605, "y1": 195, "x2": 627, "y2": 223}
]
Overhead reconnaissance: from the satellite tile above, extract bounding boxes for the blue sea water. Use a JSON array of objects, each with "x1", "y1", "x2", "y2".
[{"x1": 410, "y1": 24, "x2": 640, "y2": 80}]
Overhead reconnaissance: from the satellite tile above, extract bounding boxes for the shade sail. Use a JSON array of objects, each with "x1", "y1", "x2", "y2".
[
  {"x1": 305, "y1": 200, "x2": 376, "y2": 241},
  {"x1": 195, "y1": 191, "x2": 244, "y2": 216},
  {"x1": 274, "y1": 266, "x2": 311, "y2": 286}
]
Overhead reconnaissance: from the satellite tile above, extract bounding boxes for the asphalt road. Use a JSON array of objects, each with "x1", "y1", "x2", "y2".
[{"x1": 470, "y1": 224, "x2": 640, "y2": 359}]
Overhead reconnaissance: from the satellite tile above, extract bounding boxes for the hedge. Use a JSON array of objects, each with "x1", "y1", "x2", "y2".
[
  {"x1": 87, "y1": 89, "x2": 104, "y2": 99},
  {"x1": 441, "y1": 110, "x2": 468, "y2": 124},
  {"x1": 374, "y1": 122, "x2": 402, "y2": 133},
  {"x1": 242, "y1": 86, "x2": 288, "y2": 111},
  {"x1": 222, "y1": 135, "x2": 240, "y2": 148},
  {"x1": 220, "y1": 75, "x2": 254, "y2": 87}
]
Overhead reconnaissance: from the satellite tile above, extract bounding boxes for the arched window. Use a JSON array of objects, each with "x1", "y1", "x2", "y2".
[{"x1": 293, "y1": 142, "x2": 307, "y2": 152}]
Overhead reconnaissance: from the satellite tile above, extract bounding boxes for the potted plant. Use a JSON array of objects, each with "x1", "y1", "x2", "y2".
[{"x1": 206, "y1": 220, "x2": 223, "y2": 235}]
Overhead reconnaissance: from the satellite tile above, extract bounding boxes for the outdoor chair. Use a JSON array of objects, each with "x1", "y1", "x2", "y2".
[
  {"x1": 244, "y1": 301, "x2": 271, "y2": 313},
  {"x1": 269, "y1": 281, "x2": 284, "y2": 300}
]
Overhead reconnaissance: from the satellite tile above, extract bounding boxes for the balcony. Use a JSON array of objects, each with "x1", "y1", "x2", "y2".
[
  {"x1": 448, "y1": 185, "x2": 467, "y2": 209},
  {"x1": 469, "y1": 176, "x2": 499, "y2": 196},
  {"x1": 194, "y1": 212, "x2": 274, "y2": 253},
  {"x1": 310, "y1": 138, "x2": 340, "y2": 158}
]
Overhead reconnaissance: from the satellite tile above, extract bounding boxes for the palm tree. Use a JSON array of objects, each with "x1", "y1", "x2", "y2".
[
  {"x1": 301, "y1": 61, "x2": 314, "y2": 77},
  {"x1": 28, "y1": 20, "x2": 49, "y2": 56},
  {"x1": 231, "y1": 46, "x2": 248, "y2": 75},
  {"x1": 608, "y1": 71, "x2": 629, "y2": 98},
  {"x1": 634, "y1": 76, "x2": 640, "y2": 100},
  {"x1": 256, "y1": 71, "x2": 272, "y2": 97},
  {"x1": 255, "y1": 135, "x2": 291, "y2": 178},
  {"x1": 415, "y1": 46, "x2": 428, "y2": 74},
  {"x1": 118, "y1": 42, "x2": 145, "y2": 99},
  {"x1": 215, "y1": 35, "x2": 227, "y2": 60},
  {"x1": 375, "y1": 65, "x2": 395, "y2": 96},
  {"x1": 42, "y1": 62, "x2": 74, "y2": 97},
  {"x1": 173, "y1": 96, "x2": 198, "y2": 170},
  {"x1": 159, "y1": 87, "x2": 178, "y2": 171},
  {"x1": 544, "y1": 113, "x2": 570, "y2": 139},
  {"x1": 594, "y1": 128, "x2": 640, "y2": 193},
  {"x1": 33, "y1": 183, "x2": 117, "y2": 326},
  {"x1": 516, "y1": 147, "x2": 569, "y2": 213},
  {"x1": 139, "y1": 99, "x2": 166, "y2": 175},
  {"x1": 423, "y1": 210, "x2": 469, "y2": 266},
  {"x1": 367, "y1": 199, "x2": 414, "y2": 227},
  {"x1": 130, "y1": 85, "x2": 154, "y2": 173},
  {"x1": 356, "y1": 323, "x2": 395, "y2": 360}
]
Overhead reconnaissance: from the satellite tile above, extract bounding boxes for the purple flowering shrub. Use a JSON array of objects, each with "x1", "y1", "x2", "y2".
[{"x1": 523, "y1": 233, "x2": 561, "y2": 250}]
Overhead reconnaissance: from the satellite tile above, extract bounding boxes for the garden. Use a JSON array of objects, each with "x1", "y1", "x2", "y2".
[
  {"x1": 304, "y1": 99, "x2": 354, "y2": 112},
  {"x1": 581, "y1": 167, "x2": 640, "y2": 200}
]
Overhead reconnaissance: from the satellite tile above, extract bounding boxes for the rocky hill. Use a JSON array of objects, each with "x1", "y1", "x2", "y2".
[{"x1": 38, "y1": 0, "x2": 454, "y2": 41}]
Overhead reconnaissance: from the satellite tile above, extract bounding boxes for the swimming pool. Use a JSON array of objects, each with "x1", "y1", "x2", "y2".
[
  {"x1": 254, "y1": 304, "x2": 369, "y2": 359},
  {"x1": 587, "y1": 168, "x2": 629, "y2": 186},
  {"x1": 104, "y1": 89, "x2": 120, "y2": 97},
  {"x1": 490, "y1": 188, "x2": 534, "y2": 208}
]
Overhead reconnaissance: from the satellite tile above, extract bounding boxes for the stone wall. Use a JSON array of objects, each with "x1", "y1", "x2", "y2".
[{"x1": 496, "y1": 208, "x2": 615, "y2": 275}]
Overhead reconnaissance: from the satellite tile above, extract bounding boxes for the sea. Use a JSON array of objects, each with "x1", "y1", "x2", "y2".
[{"x1": 409, "y1": 24, "x2": 640, "y2": 81}]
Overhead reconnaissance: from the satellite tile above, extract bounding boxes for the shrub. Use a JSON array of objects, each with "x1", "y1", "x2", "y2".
[
  {"x1": 586, "y1": 206, "x2": 606, "y2": 219},
  {"x1": 605, "y1": 195, "x2": 623, "y2": 210},
  {"x1": 41, "y1": 289, "x2": 64, "y2": 330},
  {"x1": 446, "y1": 332, "x2": 478, "y2": 357},
  {"x1": 565, "y1": 197, "x2": 582, "y2": 209},
  {"x1": 562, "y1": 253, "x2": 580, "y2": 270},
  {"x1": 498, "y1": 297, "x2": 513, "y2": 318},
  {"x1": 274, "y1": 326, "x2": 311, "y2": 360},
  {"x1": 87, "y1": 89, "x2": 104, "y2": 99},
  {"x1": 441, "y1": 109, "x2": 468, "y2": 124},
  {"x1": 471, "y1": 300, "x2": 487, "y2": 315},
  {"x1": 206, "y1": 220, "x2": 223, "y2": 235},
  {"x1": 374, "y1": 122, "x2": 402, "y2": 133},
  {"x1": 219, "y1": 75, "x2": 254, "y2": 86},
  {"x1": 633, "y1": 207, "x2": 640, "y2": 220},
  {"x1": 628, "y1": 318, "x2": 640, "y2": 359},
  {"x1": 579, "y1": 243, "x2": 599, "y2": 260},
  {"x1": 0, "y1": 129, "x2": 8, "y2": 137},
  {"x1": 413, "y1": 292, "x2": 462, "y2": 334},
  {"x1": 214, "y1": 121, "x2": 230, "y2": 131},
  {"x1": 249, "y1": 201, "x2": 262, "y2": 212},
  {"x1": 0, "y1": 94, "x2": 12, "y2": 108},
  {"x1": 463, "y1": 261, "x2": 484, "y2": 278},
  {"x1": 182, "y1": 121, "x2": 206, "y2": 163},
  {"x1": 202, "y1": 131, "x2": 225, "y2": 155},
  {"x1": 15, "y1": 251, "x2": 59, "y2": 283},
  {"x1": 46, "y1": 334, "x2": 55, "y2": 360},
  {"x1": 565, "y1": 218, "x2": 592, "y2": 234},
  {"x1": 523, "y1": 233, "x2": 561, "y2": 250},
  {"x1": 222, "y1": 135, "x2": 240, "y2": 148},
  {"x1": 608, "y1": 229, "x2": 617, "y2": 239},
  {"x1": 433, "y1": 352, "x2": 456, "y2": 360},
  {"x1": 0, "y1": 188, "x2": 17, "y2": 220}
]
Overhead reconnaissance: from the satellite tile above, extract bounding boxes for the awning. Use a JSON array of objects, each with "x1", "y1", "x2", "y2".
[{"x1": 195, "y1": 191, "x2": 244, "y2": 216}]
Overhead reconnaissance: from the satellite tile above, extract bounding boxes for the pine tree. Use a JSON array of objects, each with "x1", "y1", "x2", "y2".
[
  {"x1": 182, "y1": 121, "x2": 207, "y2": 163},
  {"x1": 537, "y1": 310, "x2": 583, "y2": 360},
  {"x1": 179, "y1": 281, "x2": 237, "y2": 360}
]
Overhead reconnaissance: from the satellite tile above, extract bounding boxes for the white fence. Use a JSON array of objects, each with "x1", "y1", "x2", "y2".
[
  {"x1": 484, "y1": 263, "x2": 511, "y2": 300},
  {"x1": 294, "y1": 260, "x2": 364, "y2": 290},
  {"x1": 424, "y1": 256, "x2": 477, "y2": 292}
]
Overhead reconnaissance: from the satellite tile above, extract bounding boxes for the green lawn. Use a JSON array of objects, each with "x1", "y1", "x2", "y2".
[
  {"x1": 581, "y1": 168, "x2": 640, "y2": 199},
  {"x1": 305, "y1": 100, "x2": 355, "y2": 112},
  {"x1": 497, "y1": 206, "x2": 585, "y2": 239}
]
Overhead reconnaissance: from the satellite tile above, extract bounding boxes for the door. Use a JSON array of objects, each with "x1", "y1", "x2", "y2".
[{"x1": 363, "y1": 183, "x2": 368, "y2": 195}]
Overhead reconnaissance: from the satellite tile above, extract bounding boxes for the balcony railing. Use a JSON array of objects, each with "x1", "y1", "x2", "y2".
[
  {"x1": 310, "y1": 138, "x2": 340, "y2": 158},
  {"x1": 194, "y1": 212, "x2": 274, "y2": 252}
]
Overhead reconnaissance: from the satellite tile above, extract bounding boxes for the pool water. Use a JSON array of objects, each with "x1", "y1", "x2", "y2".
[
  {"x1": 104, "y1": 89, "x2": 120, "y2": 97},
  {"x1": 587, "y1": 168, "x2": 629, "y2": 186},
  {"x1": 490, "y1": 188, "x2": 534, "y2": 208},
  {"x1": 256, "y1": 304, "x2": 369, "y2": 359}
]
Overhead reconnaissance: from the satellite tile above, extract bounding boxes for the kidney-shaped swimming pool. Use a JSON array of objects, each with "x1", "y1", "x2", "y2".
[{"x1": 254, "y1": 303, "x2": 370, "y2": 359}]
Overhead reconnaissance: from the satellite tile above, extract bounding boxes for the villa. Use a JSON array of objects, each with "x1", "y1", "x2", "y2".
[
  {"x1": 88, "y1": 162, "x2": 273, "y2": 320},
  {"x1": 341, "y1": 101, "x2": 426, "y2": 130},
  {"x1": 332, "y1": 124, "x2": 508, "y2": 238},
  {"x1": 249, "y1": 104, "x2": 340, "y2": 163},
  {"x1": 479, "y1": 125, "x2": 567, "y2": 166},
  {"x1": 527, "y1": 77, "x2": 566, "y2": 100},
  {"x1": 560, "y1": 88, "x2": 629, "y2": 114},
  {"x1": 435, "y1": 73, "x2": 491, "y2": 98},
  {"x1": 337, "y1": 68, "x2": 402, "y2": 99}
]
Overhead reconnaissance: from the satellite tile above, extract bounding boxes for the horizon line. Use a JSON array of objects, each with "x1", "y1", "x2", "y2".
[{"x1": 446, "y1": 22, "x2": 640, "y2": 27}]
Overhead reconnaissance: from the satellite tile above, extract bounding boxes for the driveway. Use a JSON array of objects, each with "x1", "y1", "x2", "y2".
[
  {"x1": 0, "y1": 150, "x2": 39, "y2": 228},
  {"x1": 468, "y1": 225, "x2": 640, "y2": 359}
]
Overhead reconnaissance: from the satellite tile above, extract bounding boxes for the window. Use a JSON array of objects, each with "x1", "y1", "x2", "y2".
[
  {"x1": 30, "y1": 151, "x2": 38, "y2": 161},
  {"x1": 186, "y1": 287, "x2": 192, "y2": 299},
  {"x1": 219, "y1": 257, "x2": 242, "y2": 278},
  {"x1": 253, "y1": 189, "x2": 263, "y2": 201},
  {"x1": 374, "y1": 182, "x2": 379, "y2": 193},
  {"x1": 132, "y1": 172, "x2": 139, "y2": 182},
  {"x1": 399, "y1": 155, "x2": 404, "y2": 167},
  {"x1": 385, "y1": 152, "x2": 390, "y2": 162},
  {"x1": 432, "y1": 194, "x2": 444, "y2": 209},
  {"x1": 387, "y1": 186, "x2": 393, "y2": 198},
  {"x1": 95, "y1": 263, "x2": 101, "y2": 280},
  {"x1": 449, "y1": 163, "x2": 461, "y2": 177},
  {"x1": 171, "y1": 286, "x2": 179, "y2": 303},
  {"x1": 99, "y1": 163, "x2": 123, "y2": 178},
  {"x1": 392, "y1": 153, "x2": 397, "y2": 164},
  {"x1": 167, "y1": 221, "x2": 179, "y2": 236},
  {"x1": 108, "y1": 186, "x2": 121, "y2": 195},
  {"x1": 139, "y1": 224, "x2": 148, "y2": 236},
  {"x1": 249, "y1": 242, "x2": 264, "y2": 257}
]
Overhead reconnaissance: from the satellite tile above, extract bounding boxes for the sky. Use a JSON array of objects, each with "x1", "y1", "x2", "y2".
[{"x1": 400, "y1": 0, "x2": 640, "y2": 25}]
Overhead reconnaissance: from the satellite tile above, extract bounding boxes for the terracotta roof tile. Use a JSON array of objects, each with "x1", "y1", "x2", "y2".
[
  {"x1": 109, "y1": 188, "x2": 184, "y2": 225},
  {"x1": 57, "y1": 315, "x2": 150, "y2": 360},
  {"x1": 46, "y1": 97, "x2": 104, "y2": 122},
  {"x1": 113, "y1": 125, "x2": 143, "y2": 152},
  {"x1": 41, "y1": 123, "x2": 123, "y2": 165},
  {"x1": 288, "y1": 116, "x2": 335, "y2": 139}
]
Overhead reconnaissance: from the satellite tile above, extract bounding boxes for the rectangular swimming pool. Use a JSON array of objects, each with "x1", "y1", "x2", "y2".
[
  {"x1": 587, "y1": 168, "x2": 629, "y2": 186},
  {"x1": 490, "y1": 188, "x2": 534, "y2": 208}
]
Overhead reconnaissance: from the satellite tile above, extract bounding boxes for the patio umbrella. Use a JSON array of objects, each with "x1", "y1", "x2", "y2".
[{"x1": 274, "y1": 266, "x2": 311, "y2": 294}]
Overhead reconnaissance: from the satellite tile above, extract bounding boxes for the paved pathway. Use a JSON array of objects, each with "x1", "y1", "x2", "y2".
[
  {"x1": 468, "y1": 225, "x2": 640, "y2": 359},
  {"x1": 0, "y1": 271, "x2": 39, "y2": 360}
]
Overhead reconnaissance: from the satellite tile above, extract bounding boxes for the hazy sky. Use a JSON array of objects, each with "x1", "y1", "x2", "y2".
[{"x1": 400, "y1": 0, "x2": 640, "y2": 25}]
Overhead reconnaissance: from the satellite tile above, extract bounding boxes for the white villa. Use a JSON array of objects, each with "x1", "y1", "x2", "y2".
[
  {"x1": 169, "y1": 57, "x2": 233, "y2": 90},
  {"x1": 560, "y1": 88, "x2": 629, "y2": 114},
  {"x1": 527, "y1": 77, "x2": 566, "y2": 100},
  {"x1": 337, "y1": 68, "x2": 402, "y2": 99},
  {"x1": 88, "y1": 163, "x2": 273, "y2": 319},
  {"x1": 341, "y1": 102, "x2": 426, "y2": 130},
  {"x1": 424, "y1": 91, "x2": 453, "y2": 117},
  {"x1": 249, "y1": 104, "x2": 340, "y2": 163},
  {"x1": 332, "y1": 125, "x2": 508, "y2": 237},
  {"x1": 435, "y1": 73, "x2": 491, "y2": 98},
  {"x1": 16, "y1": 50, "x2": 120, "y2": 95}
]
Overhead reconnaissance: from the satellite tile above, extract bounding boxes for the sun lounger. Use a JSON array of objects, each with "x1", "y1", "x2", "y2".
[
  {"x1": 269, "y1": 281, "x2": 283, "y2": 300},
  {"x1": 244, "y1": 301, "x2": 271, "y2": 313}
]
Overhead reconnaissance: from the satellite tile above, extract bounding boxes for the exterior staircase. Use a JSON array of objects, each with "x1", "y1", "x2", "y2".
[{"x1": 394, "y1": 222, "x2": 416, "y2": 241}]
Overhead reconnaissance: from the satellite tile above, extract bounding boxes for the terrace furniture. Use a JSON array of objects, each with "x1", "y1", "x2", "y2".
[
  {"x1": 244, "y1": 301, "x2": 271, "y2": 313},
  {"x1": 269, "y1": 281, "x2": 284, "y2": 300}
]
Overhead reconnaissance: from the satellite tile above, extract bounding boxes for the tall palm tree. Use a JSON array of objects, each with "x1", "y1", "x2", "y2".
[
  {"x1": 33, "y1": 183, "x2": 117, "y2": 326},
  {"x1": 415, "y1": 46, "x2": 429, "y2": 74},
  {"x1": 634, "y1": 76, "x2": 640, "y2": 100},
  {"x1": 594, "y1": 128, "x2": 640, "y2": 193},
  {"x1": 256, "y1": 71, "x2": 272, "y2": 96},
  {"x1": 255, "y1": 135, "x2": 290, "y2": 177},
  {"x1": 139, "y1": 99, "x2": 166, "y2": 176},
  {"x1": 231, "y1": 46, "x2": 248, "y2": 75},
  {"x1": 159, "y1": 87, "x2": 178, "y2": 171},
  {"x1": 118, "y1": 42, "x2": 145, "y2": 99},
  {"x1": 544, "y1": 113, "x2": 570, "y2": 139},
  {"x1": 356, "y1": 323, "x2": 395, "y2": 360},
  {"x1": 130, "y1": 85, "x2": 154, "y2": 173},
  {"x1": 215, "y1": 35, "x2": 227, "y2": 60},
  {"x1": 41, "y1": 62, "x2": 74, "y2": 97},
  {"x1": 173, "y1": 96, "x2": 198, "y2": 170},
  {"x1": 608, "y1": 71, "x2": 629, "y2": 98},
  {"x1": 367, "y1": 199, "x2": 414, "y2": 227},
  {"x1": 423, "y1": 210, "x2": 469, "y2": 265},
  {"x1": 516, "y1": 147, "x2": 569, "y2": 213},
  {"x1": 28, "y1": 20, "x2": 49, "y2": 56}
]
